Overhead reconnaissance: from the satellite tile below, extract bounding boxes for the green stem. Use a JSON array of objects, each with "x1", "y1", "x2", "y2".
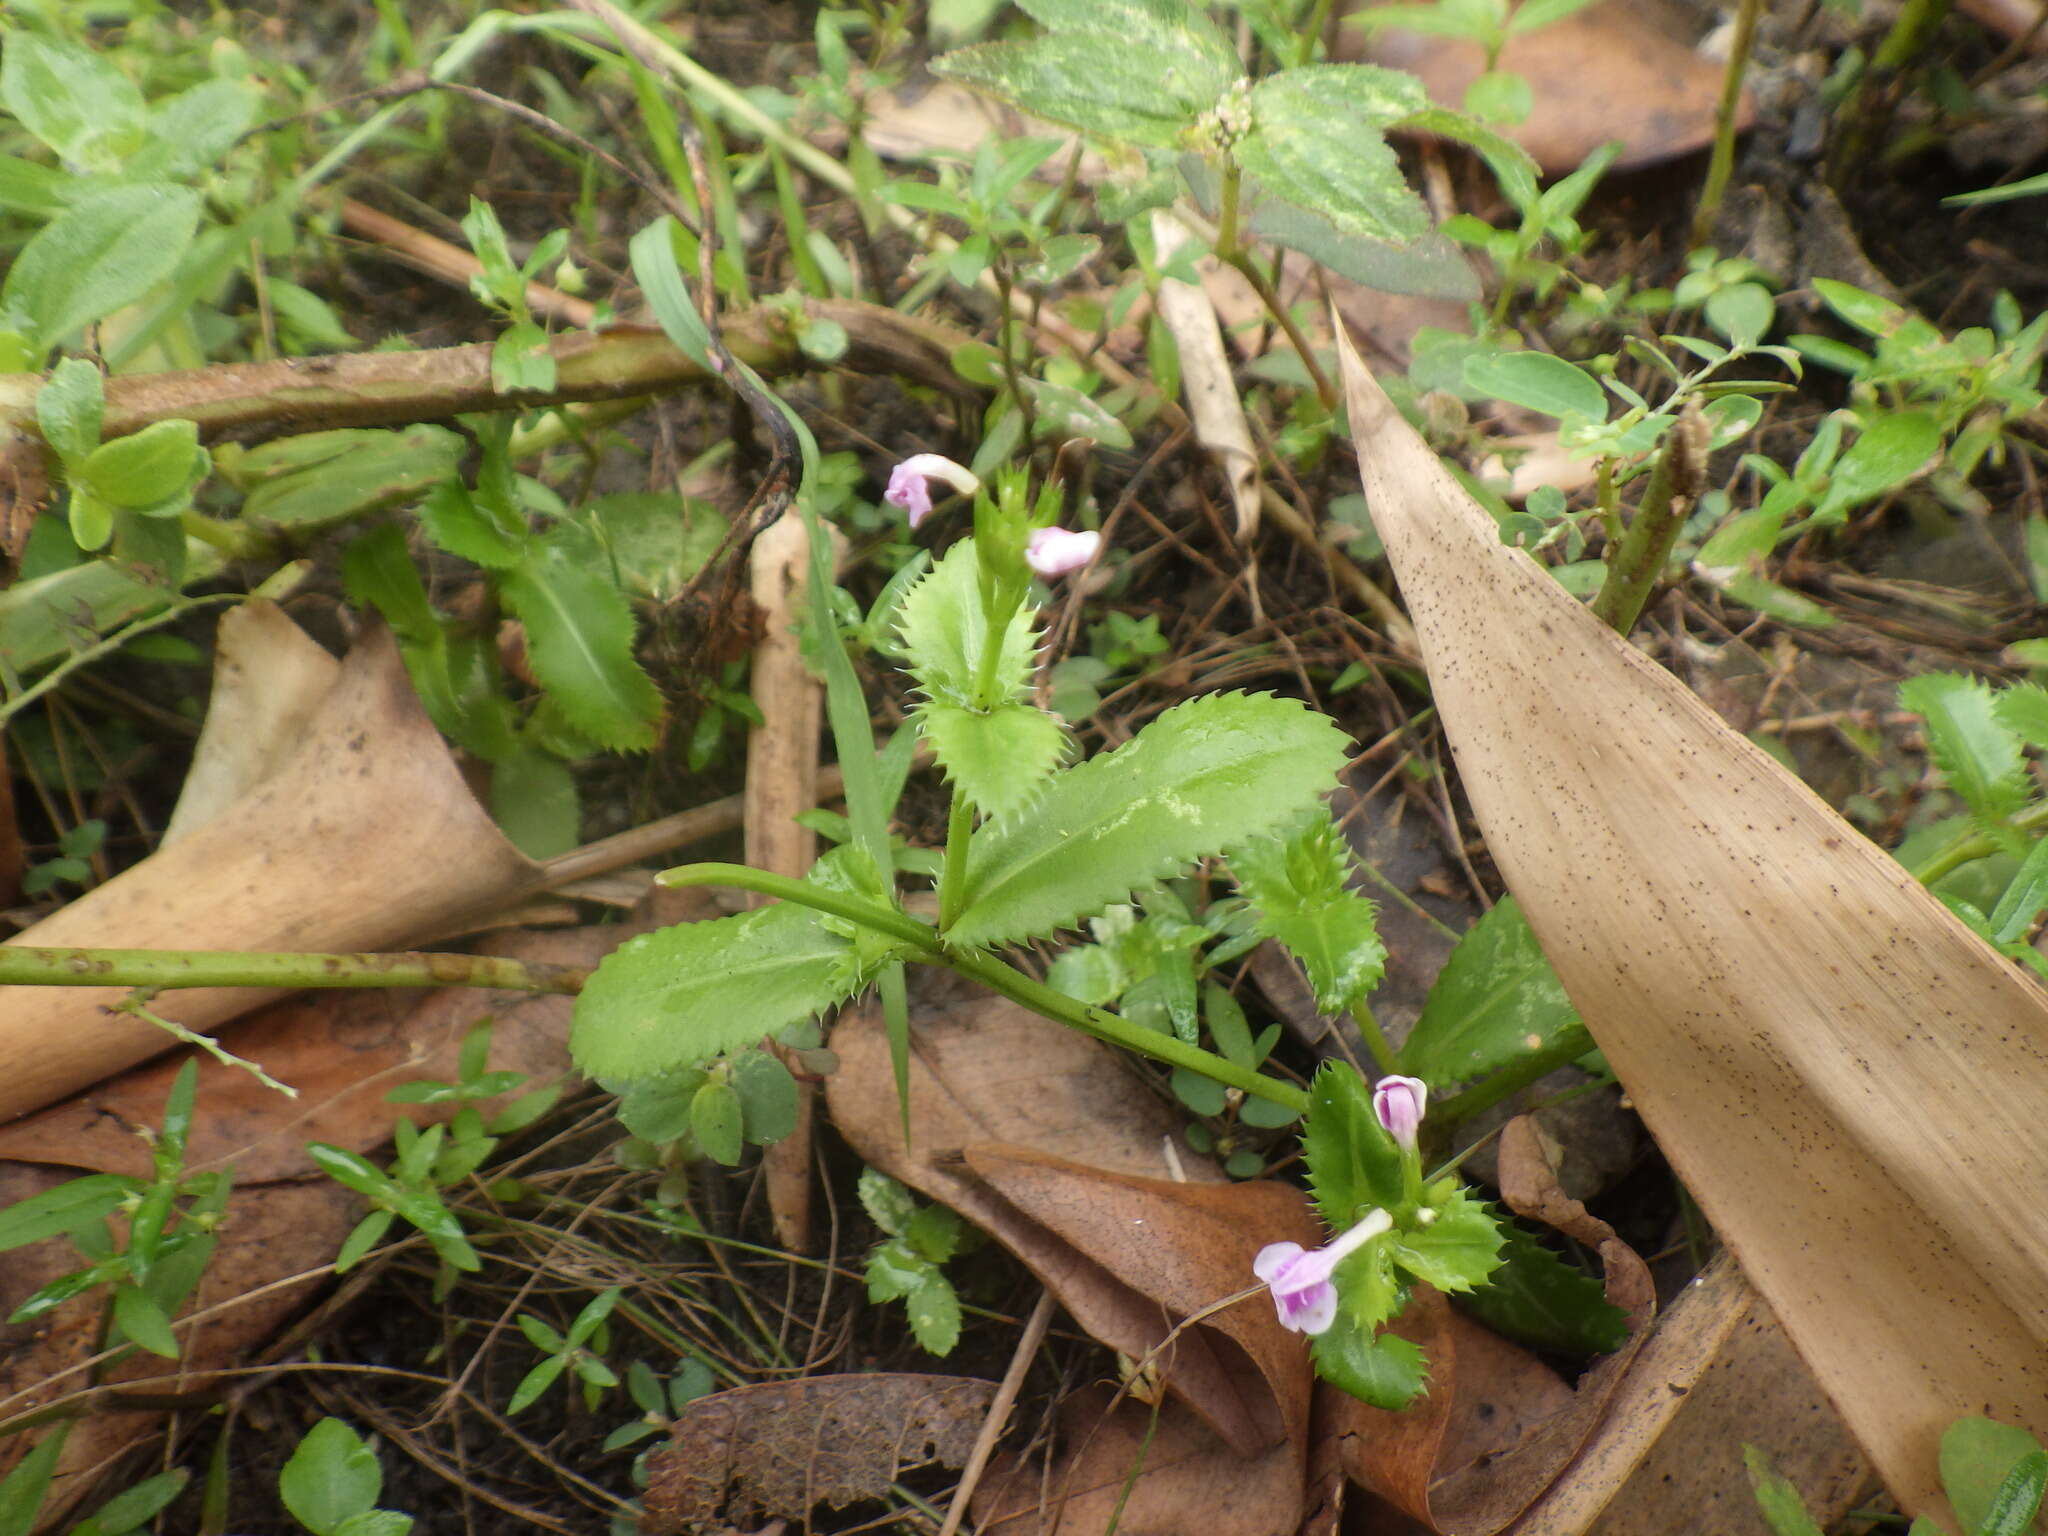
[
  {"x1": 1296, "y1": 0, "x2": 1337, "y2": 65},
  {"x1": 1215, "y1": 158, "x2": 1243, "y2": 263},
  {"x1": 661, "y1": 864, "x2": 1311, "y2": 1113},
  {"x1": 1428, "y1": 1027, "x2": 1593, "y2": 1130},
  {"x1": 0, "y1": 947, "x2": 588, "y2": 994},
  {"x1": 1588, "y1": 404, "x2": 1707, "y2": 634},
  {"x1": 1351, "y1": 1000, "x2": 1399, "y2": 1075},
  {"x1": 1224, "y1": 250, "x2": 1336, "y2": 410},
  {"x1": 937, "y1": 793, "x2": 976, "y2": 933},
  {"x1": 1911, "y1": 800, "x2": 2048, "y2": 885},
  {"x1": 1690, "y1": 0, "x2": 1762, "y2": 247}
]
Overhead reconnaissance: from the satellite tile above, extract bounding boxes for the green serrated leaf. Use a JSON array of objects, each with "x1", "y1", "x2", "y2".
[
  {"x1": 1238, "y1": 67, "x2": 1431, "y2": 247},
  {"x1": 948, "y1": 691, "x2": 1349, "y2": 947},
  {"x1": 571, "y1": 903, "x2": 864, "y2": 1081},
  {"x1": 499, "y1": 535, "x2": 663, "y2": 753},
  {"x1": 1387, "y1": 1185, "x2": 1503, "y2": 1295},
  {"x1": 933, "y1": 36, "x2": 1226, "y2": 149},
  {"x1": 420, "y1": 481, "x2": 524, "y2": 569},
  {"x1": 859, "y1": 1169, "x2": 919, "y2": 1238},
  {"x1": 1, "y1": 184, "x2": 202, "y2": 357},
  {"x1": 866, "y1": 1237, "x2": 929, "y2": 1301},
  {"x1": 1400, "y1": 896, "x2": 1587, "y2": 1090},
  {"x1": 898, "y1": 540, "x2": 1040, "y2": 708},
  {"x1": 1995, "y1": 681, "x2": 2048, "y2": 751},
  {"x1": 1900, "y1": 673, "x2": 2030, "y2": 829},
  {"x1": 1311, "y1": 1312, "x2": 1428, "y2": 1409},
  {"x1": 1231, "y1": 811, "x2": 1385, "y2": 1015},
  {"x1": 1452, "y1": 1222, "x2": 1629, "y2": 1355},
  {"x1": 921, "y1": 701, "x2": 1069, "y2": 821},
  {"x1": 907, "y1": 1273, "x2": 963, "y2": 1355},
  {"x1": 491, "y1": 746, "x2": 578, "y2": 859},
  {"x1": 1302, "y1": 1060, "x2": 1404, "y2": 1226}
]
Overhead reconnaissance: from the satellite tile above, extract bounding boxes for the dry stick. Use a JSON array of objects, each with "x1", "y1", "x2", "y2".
[
  {"x1": 1690, "y1": 0, "x2": 1764, "y2": 247},
  {"x1": 936, "y1": 1288, "x2": 1058, "y2": 1536},
  {"x1": 338, "y1": 198, "x2": 598, "y2": 328}
]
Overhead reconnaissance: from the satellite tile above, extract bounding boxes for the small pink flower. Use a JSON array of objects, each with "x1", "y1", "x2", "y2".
[
  {"x1": 1373, "y1": 1075, "x2": 1427, "y2": 1151},
  {"x1": 1253, "y1": 1208, "x2": 1392, "y2": 1335},
  {"x1": 1024, "y1": 526, "x2": 1101, "y2": 578},
  {"x1": 883, "y1": 454, "x2": 979, "y2": 528}
]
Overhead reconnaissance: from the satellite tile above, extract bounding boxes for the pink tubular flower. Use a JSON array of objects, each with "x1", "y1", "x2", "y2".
[
  {"x1": 1373, "y1": 1074, "x2": 1427, "y2": 1151},
  {"x1": 1024, "y1": 526, "x2": 1101, "y2": 578},
  {"x1": 1253, "y1": 1209, "x2": 1393, "y2": 1335},
  {"x1": 883, "y1": 454, "x2": 980, "y2": 528}
]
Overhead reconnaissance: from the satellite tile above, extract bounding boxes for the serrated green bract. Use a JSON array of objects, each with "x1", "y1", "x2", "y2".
[
  {"x1": 1900, "y1": 673, "x2": 2029, "y2": 830},
  {"x1": 499, "y1": 531, "x2": 663, "y2": 753},
  {"x1": 897, "y1": 540, "x2": 1039, "y2": 709},
  {"x1": 1302, "y1": 1061, "x2": 1404, "y2": 1227},
  {"x1": 934, "y1": 36, "x2": 1230, "y2": 149},
  {"x1": 1231, "y1": 810, "x2": 1385, "y2": 1015},
  {"x1": 570, "y1": 902, "x2": 865, "y2": 1081},
  {"x1": 1453, "y1": 1222, "x2": 1628, "y2": 1356},
  {"x1": 922, "y1": 701, "x2": 1069, "y2": 821},
  {"x1": 946, "y1": 692, "x2": 1349, "y2": 948},
  {"x1": 1240, "y1": 68, "x2": 1432, "y2": 247},
  {"x1": 1386, "y1": 1184, "x2": 1503, "y2": 1295},
  {"x1": 1311, "y1": 1312, "x2": 1427, "y2": 1410},
  {"x1": 1400, "y1": 896, "x2": 1588, "y2": 1090}
]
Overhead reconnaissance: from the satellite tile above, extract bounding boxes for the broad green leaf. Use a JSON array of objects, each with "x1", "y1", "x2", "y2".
[
  {"x1": 629, "y1": 218, "x2": 712, "y2": 367},
  {"x1": 590, "y1": 491, "x2": 727, "y2": 602},
  {"x1": 1386, "y1": 1184, "x2": 1504, "y2": 1294},
  {"x1": 1302, "y1": 1060, "x2": 1403, "y2": 1225},
  {"x1": 1018, "y1": 375, "x2": 1134, "y2": 448},
  {"x1": 0, "y1": 1172, "x2": 133, "y2": 1251},
  {"x1": 1995, "y1": 681, "x2": 2048, "y2": 751},
  {"x1": 1396, "y1": 104, "x2": 1540, "y2": 215},
  {"x1": 33, "y1": 356, "x2": 101, "y2": 465},
  {"x1": 1240, "y1": 67, "x2": 1432, "y2": 246},
  {"x1": 689, "y1": 1078, "x2": 744, "y2": 1166},
  {"x1": 1017, "y1": 0, "x2": 1239, "y2": 69},
  {"x1": 127, "y1": 77, "x2": 259, "y2": 182},
  {"x1": 332, "y1": 1512, "x2": 412, "y2": 1536},
  {"x1": 0, "y1": 152, "x2": 69, "y2": 217},
  {"x1": 1230, "y1": 810, "x2": 1385, "y2": 1015},
  {"x1": 733, "y1": 1049, "x2": 800, "y2": 1145},
  {"x1": 921, "y1": 701, "x2": 1069, "y2": 821},
  {"x1": 1899, "y1": 674, "x2": 2029, "y2": 829},
  {"x1": 865, "y1": 1238, "x2": 930, "y2": 1301},
  {"x1": 1462, "y1": 70, "x2": 1531, "y2": 125},
  {"x1": 0, "y1": 34, "x2": 144, "y2": 172},
  {"x1": 78, "y1": 420, "x2": 203, "y2": 511},
  {"x1": 571, "y1": 902, "x2": 864, "y2": 1080},
  {"x1": 1311, "y1": 1313, "x2": 1427, "y2": 1409},
  {"x1": 1978, "y1": 1451, "x2": 2048, "y2": 1536},
  {"x1": 1, "y1": 184, "x2": 202, "y2": 356},
  {"x1": 65, "y1": 1468, "x2": 188, "y2": 1536},
  {"x1": 933, "y1": 36, "x2": 1227, "y2": 149},
  {"x1": 947, "y1": 691, "x2": 1349, "y2": 947},
  {"x1": 612, "y1": 1069, "x2": 707, "y2": 1144},
  {"x1": 1400, "y1": 896, "x2": 1587, "y2": 1090},
  {"x1": 1706, "y1": 282, "x2": 1775, "y2": 349},
  {"x1": 499, "y1": 534, "x2": 663, "y2": 752},
  {"x1": 1453, "y1": 1222, "x2": 1629, "y2": 1355},
  {"x1": 1246, "y1": 191, "x2": 1477, "y2": 301},
  {"x1": 1941, "y1": 1417, "x2": 2047, "y2": 1536},
  {"x1": 281, "y1": 1419, "x2": 382, "y2": 1535},
  {"x1": 1811, "y1": 277, "x2": 1915, "y2": 340},
  {"x1": 1743, "y1": 1445, "x2": 1827, "y2": 1536},
  {"x1": 1462, "y1": 350, "x2": 1606, "y2": 421},
  {"x1": 859, "y1": 1169, "x2": 920, "y2": 1238},
  {"x1": 1814, "y1": 411, "x2": 1939, "y2": 520},
  {"x1": 490, "y1": 745, "x2": 578, "y2": 859},
  {"x1": 907, "y1": 1273, "x2": 962, "y2": 1355},
  {"x1": 897, "y1": 540, "x2": 1039, "y2": 708},
  {"x1": 112, "y1": 1284, "x2": 179, "y2": 1359}
]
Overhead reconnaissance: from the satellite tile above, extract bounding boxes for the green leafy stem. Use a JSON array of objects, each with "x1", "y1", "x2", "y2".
[{"x1": 661, "y1": 862, "x2": 1311, "y2": 1116}]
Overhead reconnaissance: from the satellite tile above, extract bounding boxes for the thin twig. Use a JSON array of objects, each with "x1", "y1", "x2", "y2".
[{"x1": 937, "y1": 1288, "x2": 1057, "y2": 1536}]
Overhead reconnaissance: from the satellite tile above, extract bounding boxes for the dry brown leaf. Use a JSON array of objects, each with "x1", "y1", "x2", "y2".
[
  {"x1": 973, "y1": 1384, "x2": 1303, "y2": 1536},
  {"x1": 1150, "y1": 210, "x2": 1260, "y2": 541},
  {"x1": 1338, "y1": 316, "x2": 2048, "y2": 1520},
  {"x1": 159, "y1": 600, "x2": 340, "y2": 846},
  {"x1": 0, "y1": 620, "x2": 541, "y2": 1123},
  {"x1": 1348, "y1": 0, "x2": 1750, "y2": 174},
  {"x1": 639, "y1": 1374, "x2": 996, "y2": 1533}
]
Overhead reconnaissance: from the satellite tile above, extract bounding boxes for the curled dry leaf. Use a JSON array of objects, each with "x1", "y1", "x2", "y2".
[
  {"x1": 639, "y1": 1374, "x2": 996, "y2": 1533},
  {"x1": 1326, "y1": 1116, "x2": 1654, "y2": 1534},
  {"x1": 1346, "y1": 0, "x2": 1751, "y2": 175},
  {"x1": 1150, "y1": 209, "x2": 1260, "y2": 542},
  {"x1": 1338, "y1": 317, "x2": 2048, "y2": 1518},
  {"x1": 0, "y1": 619, "x2": 541, "y2": 1123}
]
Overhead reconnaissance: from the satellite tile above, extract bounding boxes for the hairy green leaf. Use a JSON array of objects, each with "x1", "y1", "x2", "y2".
[
  {"x1": 1239, "y1": 67, "x2": 1432, "y2": 246},
  {"x1": 0, "y1": 33, "x2": 144, "y2": 172},
  {"x1": 128, "y1": 77, "x2": 259, "y2": 182},
  {"x1": 499, "y1": 533, "x2": 663, "y2": 753},
  {"x1": 1900, "y1": 673, "x2": 2029, "y2": 829},
  {"x1": 1302, "y1": 1060, "x2": 1402, "y2": 1227},
  {"x1": 1454, "y1": 1222, "x2": 1629, "y2": 1355},
  {"x1": 1, "y1": 185, "x2": 201, "y2": 357},
  {"x1": 947, "y1": 691, "x2": 1349, "y2": 947},
  {"x1": 897, "y1": 540, "x2": 1038, "y2": 708},
  {"x1": 1018, "y1": 0, "x2": 1239, "y2": 68},
  {"x1": 933, "y1": 35, "x2": 1228, "y2": 149},
  {"x1": 1399, "y1": 896, "x2": 1588, "y2": 1090},
  {"x1": 1311, "y1": 1313, "x2": 1427, "y2": 1410},
  {"x1": 1245, "y1": 191, "x2": 1477, "y2": 300},
  {"x1": 571, "y1": 903, "x2": 864, "y2": 1080},
  {"x1": 922, "y1": 701, "x2": 1069, "y2": 821},
  {"x1": 1231, "y1": 810, "x2": 1385, "y2": 1015}
]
